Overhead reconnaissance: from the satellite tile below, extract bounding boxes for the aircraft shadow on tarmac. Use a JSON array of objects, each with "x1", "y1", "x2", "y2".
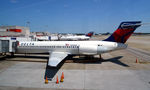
[
  {"x1": 45, "y1": 55, "x2": 129, "y2": 81},
  {"x1": 67, "y1": 55, "x2": 129, "y2": 67},
  {"x1": 0, "y1": 54, "x2": 49, "y2": 63},
  {"x1": 0, "y1": 55, "x2": 19, "y2": 61},
  {"x1": 44, "y1": 59, "x2": 66, "y2": 81},
  {"x1": 0, "y1": 54, "x2": 129, "y2": 81},
  {"x1": 13, "y1": 54, "x2": 48, "y2": 59},
  {"x1": 0, "y1": 55, "x2": 128, "y2": 81},
  {"x1": 0, "y1": 56, "x2": 8, "y2": 61},
  {"x1": 103, "y1": 56, "x2": 129, "y2": 67}
]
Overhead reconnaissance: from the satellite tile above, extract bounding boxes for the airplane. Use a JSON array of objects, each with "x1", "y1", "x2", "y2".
[
  {"x1": 34, "y1": 32, "x2": 93, "y2": 41},
  {"x1": 35, "y1": 35, "x2": 59, "y2": 41},
  {"x1": 59, "y1": 31, "x2": 94, "y2": 41},
  {"x1": 16, "y1": 21, "x2": 141, "y2": 67}
]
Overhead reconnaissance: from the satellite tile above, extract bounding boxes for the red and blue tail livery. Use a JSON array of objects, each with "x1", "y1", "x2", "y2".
[{"x1": 104, "y1": 21, "x2": 141, "y2": 43}]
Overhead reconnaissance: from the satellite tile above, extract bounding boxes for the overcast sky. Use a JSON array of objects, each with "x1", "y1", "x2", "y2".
[{"x1": 0, "y1": 0, "x2": 150, "y2": 33}]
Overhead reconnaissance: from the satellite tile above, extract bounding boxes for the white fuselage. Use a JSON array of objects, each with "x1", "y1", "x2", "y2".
[
  {"x1": 60, "y1": 35, "x2": 90, "y2": 41},
  {"x1": 16, "y1": 41, "x2": 127, "y2": 55}
]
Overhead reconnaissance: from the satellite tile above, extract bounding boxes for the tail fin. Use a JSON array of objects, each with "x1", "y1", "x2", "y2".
[
  {"x1": 86, "y1": 32, "x2": 94, "y2": 37},
  {"x1": 104, "y1": 21, "x2": 141, "y2": 43}
]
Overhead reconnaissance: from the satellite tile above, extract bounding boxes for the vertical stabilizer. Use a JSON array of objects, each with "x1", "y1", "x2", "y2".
[{"x1": 104, "y1": 21, "x2": 141, "y2": 43}]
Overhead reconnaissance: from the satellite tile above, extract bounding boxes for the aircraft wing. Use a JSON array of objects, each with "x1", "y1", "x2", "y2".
[{"x1": 48, "y1": 52, "x2": 68, "y2": 67}]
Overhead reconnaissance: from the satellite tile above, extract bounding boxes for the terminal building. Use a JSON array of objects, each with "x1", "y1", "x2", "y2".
[
  {"x1": 0, "y1": 26, "x2": 31, "y2": 55},
  {"x1": 0, "y1": 26, "x2": 30, "y2": 37}
]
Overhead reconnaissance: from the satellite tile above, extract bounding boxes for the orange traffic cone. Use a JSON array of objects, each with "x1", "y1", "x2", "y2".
[
  {"x1": 45, "y1": 76, "x2": 48, "y2": 84},
  {"x1": 56, "y1": 75, "x2": 59, "y2": 84},
  {"x1": 60, "y1": 72, "x2": 64, "y2": 82},
  {"x1": 62, "y1": 72, "x2": 64, "y2": 79},
  {"x1": 136, "y1": 58, "x2": 138, "y2": 63}
]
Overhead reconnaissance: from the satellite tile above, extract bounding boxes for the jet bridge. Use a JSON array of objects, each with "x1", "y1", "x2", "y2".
[{"x1": 0, "y1": 38, "x2": 17, "y2": 56}]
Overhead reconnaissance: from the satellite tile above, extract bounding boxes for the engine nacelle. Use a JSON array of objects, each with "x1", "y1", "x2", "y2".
[{"x1": 79, "y1": 45, "x2": 97, "y2": 55}]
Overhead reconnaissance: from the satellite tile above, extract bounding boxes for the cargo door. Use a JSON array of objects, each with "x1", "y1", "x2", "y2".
[{"x1": 12, "y1": 42, "x2": 17, "y2": 53}]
